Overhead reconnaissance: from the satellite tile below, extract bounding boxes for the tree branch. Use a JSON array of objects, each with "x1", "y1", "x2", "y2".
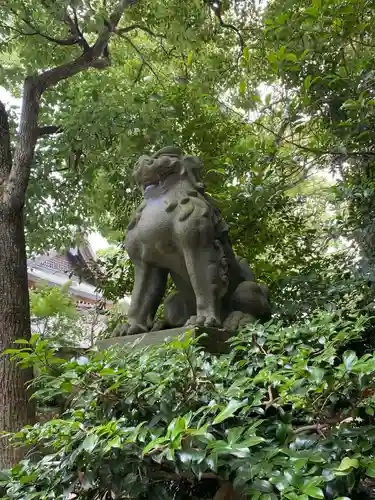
[
  {"x1": 6, "y1": 0, "x2": 133, "y2": 207},
  {"x1": 35, "y1": 33, "x2": 81, "y2": 46},
  {"x1": 134, "y1": 60, "x2": 146, "y2": 84},
  {"x1": 294, "y1": 424, "x2": 329, "y2": 436},
  {"x1": 41, "y1": 0, "x2": 133, "y2": 90},
  {"x1": 116, "y1": 24, "x2": 166, "y2": 39},
  {"x1": 207, "y1": 0, "x2": 245, "y2": 59},
  {"x1": 5, "y1": 77, "x2": 40, "y2": 206},
  {"x1": 218, "y1": 96, "x2": 375, "y2": 158},
  {"x1": 254, "y1": 120, "x2": 375, "y2": 158},
  {"x1": 118, "y1": 34, "x2": 165, "y2": 87},
  {"x1": 8, "y1": 7, "x2": 81, "y2": 47},
  {"x1": 37, "y1": 125, "x2": 63, "y2": 137},
  {"x1": 0, "y1": 20, "x2": 37, "y2": 37},
  {"x1": 0, "y1": 101, "x2": 12, "y2": 185},
  {"x1": 63, "y1": 6, "x2": 90, "y2": 52}
]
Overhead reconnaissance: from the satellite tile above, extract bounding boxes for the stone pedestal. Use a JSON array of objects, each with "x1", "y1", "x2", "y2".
[{"x1": 96, "y1": 326, "x2": 233, "y2": 355}]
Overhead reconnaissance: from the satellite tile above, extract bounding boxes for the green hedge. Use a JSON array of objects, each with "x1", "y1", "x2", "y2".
[{"x1": 2, "y1": 313, "x2": 375, "y2": 499}]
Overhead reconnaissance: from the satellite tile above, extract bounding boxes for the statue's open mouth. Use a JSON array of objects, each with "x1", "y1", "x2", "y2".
[{"x1": 144, "y1": 181, "x2": 159, "y2": 191}]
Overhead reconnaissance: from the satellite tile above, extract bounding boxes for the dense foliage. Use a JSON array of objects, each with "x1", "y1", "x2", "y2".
[
  {"x1": 29, "y1": 283, "x2": 103, "y2": 348},
  {"x1": 2, "y1": 0, "x2": 374, "y2": 289},
  {"x1": 257, "y1": 0, "x2": 375, "y2": 262},
  {"x1": 2, "y1": 313, "x2": 375, "y2": 499},
  {"x1": 93, "y1": 247, "x2": 134, "y2": 302},
  {"x1": 0, "y1": 0, "x2": 332, "y2": 291}
]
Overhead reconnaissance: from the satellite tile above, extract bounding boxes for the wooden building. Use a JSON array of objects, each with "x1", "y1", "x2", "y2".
[{"x1": 27, "y1": 240, "x2": 112, "y2": 311}]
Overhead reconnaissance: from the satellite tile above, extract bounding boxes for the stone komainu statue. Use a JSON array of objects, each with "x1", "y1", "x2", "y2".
[{"x1": 123, "y1": 146, "x2": 271, "y2": 335}]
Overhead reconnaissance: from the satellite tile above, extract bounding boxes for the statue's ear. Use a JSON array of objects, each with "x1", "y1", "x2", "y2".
[
  {"x1": 133, "y1": 155, "x2": 151, "y2": 183},
  {"x1": 181, "y1": 155, "x2": 203, "y2": 178}
]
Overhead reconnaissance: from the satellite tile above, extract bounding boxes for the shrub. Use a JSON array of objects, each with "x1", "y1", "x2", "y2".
[
  {"x1": 2, "y1": 312, "x2": 375, "y2": 499},
  {"x1": 30, "y1": 282, "x2": 104, "y2": 349}
]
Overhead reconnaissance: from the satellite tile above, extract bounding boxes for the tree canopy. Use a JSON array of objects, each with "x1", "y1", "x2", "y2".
[
  {"x1": 0, "y1": 0, "x2": 326, "y2": 275},
  {"x1": 0, "y1": 0, "x2": 370, "y2": 319}
]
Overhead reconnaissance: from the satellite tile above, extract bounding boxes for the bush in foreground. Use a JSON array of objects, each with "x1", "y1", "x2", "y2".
[{"x1": 2, "y1": 313, "x2": 375, "y2": 499}]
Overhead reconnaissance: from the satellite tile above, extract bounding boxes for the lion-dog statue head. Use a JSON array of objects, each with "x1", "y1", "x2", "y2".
[{"x1": 133, "y1": 146, "x2": 205, "y2": 193}]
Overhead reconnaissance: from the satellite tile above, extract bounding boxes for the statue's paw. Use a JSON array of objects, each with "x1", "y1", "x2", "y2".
[
  {"x1": 185, "y1": 315, "x2": 221, "y2": 328},
  {"x1": 223, "y1": 311, "x2": 256, "y2": 332},
  {"x1": 151, "y1": 320, "x2": 166, "y2": 332},
  {"x1": 203, "y1": 315, "x2": 221, "y2": 327},
  {"x1": 128, "y1": 324, "x2": 148, "y2": 335},
  {"x1": 112, "y1": 323, "x2": 129, "y2": 337},
  {"x1": 185, "y1": 315, "x2": 198, "y2": 327}
]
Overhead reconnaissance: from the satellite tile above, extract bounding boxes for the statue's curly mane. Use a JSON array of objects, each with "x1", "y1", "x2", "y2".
[{"x1": 133, "y1": 147, "x2": 205, "y2": 191}]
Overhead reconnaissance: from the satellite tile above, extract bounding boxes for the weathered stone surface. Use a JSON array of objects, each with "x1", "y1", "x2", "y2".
[
  {"x1": 120, "y1": 146, "x2": 272, "y2": 337},
  {"x1": 96, "y1": 326, "x2": 233, "y2": 355}
]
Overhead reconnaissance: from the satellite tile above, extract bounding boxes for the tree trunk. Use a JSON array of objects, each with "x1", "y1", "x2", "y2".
[
  {"x1": 0, "y1": 204, "x2": 34, "y2": 469},
  {"x1": 0, "y1": 0, "x2": 131, "y2": 470}
]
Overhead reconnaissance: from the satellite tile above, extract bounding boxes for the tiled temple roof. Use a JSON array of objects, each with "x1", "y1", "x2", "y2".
[{"x1": 27, "y1": 238, "x2": 111, "y2": 306}]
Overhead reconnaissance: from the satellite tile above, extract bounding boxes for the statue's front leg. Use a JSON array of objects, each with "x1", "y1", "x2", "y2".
[
  {"x1": 181, "y1": 244, "x2": 225, "y2": 328},
  {"x1": 127, "y1": 261, "x2": 167, "y2": 335}
]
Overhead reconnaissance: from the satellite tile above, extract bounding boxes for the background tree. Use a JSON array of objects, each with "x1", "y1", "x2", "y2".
[
  {"x1": 0, "y1": 0, "x2": 224, "y2": 469},
  {"x1": 243, "y1": 0, "x2": 375, "y2": 260}
]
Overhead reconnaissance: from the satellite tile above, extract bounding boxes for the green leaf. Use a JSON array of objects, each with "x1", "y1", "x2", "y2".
[
  {"x1": 49, "y1": 357, "x2": 66, "y2": 365},
  {"x1": 366, "y1": 462, "x2": 375, "y2": 478},
  {"x1": 284, "y1": 493, "x2": 299, "y2": 500},
  {"x1": 2, "y1": 349, "x2": 25, "y2": 355},
  {"x1": 143, "y1": 437, "x2": 168, "y2": 455},
  {"x1": 145, "y1": 372, "x2": 162, "y2": 383},
  {"x1": 285, "y1": 53, "x2": 298, "y2": 62},
  {"x1": 244, "y1": 436, "x2": 265, "y2": 446},
  {"x1": 303, "y1": 75, "x2": 312, "y2": 90},
  {"x1": 29, "y1": 334, "x2": 40, "y2": 345},
  {"x1": 229, "y1": 446, "x2": 250, "y2": 458},
  {"x1": 213, "y1": 400, "x2": 246, "y2": 424},
  {"x1": 307, "y1": 366, "x2": 325, "y2": 383},
  {"x1": 179, "y1": 449, "x2": 205, "y2": 464},
  {"x1": 267, "y1": 52, "x2": 278, "y2": 64},
  {"x1": 187, "y1": 51, "x2": 193, "y2": 65},
  {"x1": 226, "y1": 426, "x2": 245, "y2": 444},
  {"x1": 168, "y1": 416, "x2": 186, "y2": 440},
  {"x1": 252, "y1": 479, "x2": 273, "y2": 493},
  {"x1": 260, "y1": 494, "x2": 278, "y2": 500},
  {"x1": 336, "y1": 457, "x2": 359, "y2": 471},
  {"x1": 302, "y1": 485, "x2": 324, "y2": 499},
  {"x1": 305, "y1": 6, "x2": 318, "y2": 16},
  {"x1": 60, "y1": 381, "x2": 73, "y2": 393},
  {"x1": 294, "y1": 458, "x2": 308, "y2": 471},
  {"x1": 239, "y1": 80, "x2": 246, "y2": 95},
  {"x1": 82, "y1": 434, "x2": 99, "y2": 452},
  {"x1": 107, "y1": 436, "x2": 122, "y2": 449},
  {"x1": 269, "y1": 474, "x2": 289, "y2": 491},
  {"x1": 205, "y1": 452, "x2": 218, "y2": 472},
  {"x1": 341, "y1": 100, "x2": 359, "y2": 110},
  {"x1": 99, "y1": 368, "x2": 116, "y2": 376}
]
